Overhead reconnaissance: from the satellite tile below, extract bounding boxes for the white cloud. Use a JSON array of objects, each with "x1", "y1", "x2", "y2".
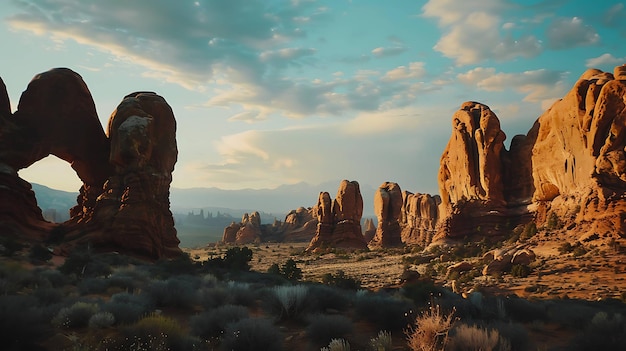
[
  {"x1": 382, "y1": 62, "x2": 426, "y2": 81},
  {"x1": 586, "y1": 53, "x2": 626, "y2": 69},
  {"x1": 457, "y1": 67, "x2": 568, "y2": 108},
  {"x1": 421, "y1": 0, "x2": 541, "y2": 65},
  {"x1": 371, "y1": 46, "x2": 407, "y2": 58},
  {"x1": 191, "y1": 108, "x2": 446, "y2": 192},
  {"x1": 546, "y1": 17, "x2": 600, "y2": 50}
]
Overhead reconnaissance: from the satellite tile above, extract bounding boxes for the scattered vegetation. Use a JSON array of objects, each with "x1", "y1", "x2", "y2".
[{"x1": 0, "y1": 242, "x2": 624, "y2": 350}]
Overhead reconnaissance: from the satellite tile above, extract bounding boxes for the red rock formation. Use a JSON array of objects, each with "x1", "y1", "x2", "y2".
[
  {"x1": 369, "y1": 182, "x2": 403, "y2": 248},
  {"x1": 436, "y1": 65, "x2": 626, "y2": 242},
  {"x1": 306, "y1": 180, "x2": 368, "y2": 252},
  {"x1": 362, "y1": 218, "x2": 376, "y2": 243},
  {"x1": 0, "y1": 68, "x2": 181, "y2": 259},
  {"x1": 221, "y1": 212, "x2": 262, "y2": 244},
  {"x1": 439, "y1": 102, "x2": 506, "y2": 210},
  {"x1": 281, "y1": 207, "x2": 318, "y2": 242},
  {"x1": 401, "y1": 191, "x2": 440, "y2": 246}
]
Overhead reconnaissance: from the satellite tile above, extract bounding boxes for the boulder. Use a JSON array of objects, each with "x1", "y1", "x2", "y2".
[
  {"x1": 447, "y1": 261, "x2": 473, "y2": 277},
  {"x1": 511, "y1": 248, "x2": 536, "y2": 266}
]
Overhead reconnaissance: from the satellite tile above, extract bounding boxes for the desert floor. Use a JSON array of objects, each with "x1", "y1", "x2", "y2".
[{"x1": 184, "y1": 235, "x2": 626, "y2": 301}]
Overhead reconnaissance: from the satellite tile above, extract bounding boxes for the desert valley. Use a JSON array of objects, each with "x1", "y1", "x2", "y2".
[{"x1": 1, "y1": 64, "x2": 626, "y2": 351}]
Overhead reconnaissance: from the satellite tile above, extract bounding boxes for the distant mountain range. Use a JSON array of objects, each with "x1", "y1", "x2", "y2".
[{"x1": 31, "y1": 179, "x2": 377, "y2": 219}]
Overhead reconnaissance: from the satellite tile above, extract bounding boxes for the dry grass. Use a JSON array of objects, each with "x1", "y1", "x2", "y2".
[{"x1": 405, "y1": 305, "x2": 455, "y2": 351}]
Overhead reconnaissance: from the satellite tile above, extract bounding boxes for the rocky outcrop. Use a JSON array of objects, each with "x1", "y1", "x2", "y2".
[
  {"x1": 435, "y1": 66, "x2": 626, "y2": 242},
  {"x1": 439, "y1": 102, "x2": 507, "y2": 209},
  {"x1": 401, "y1": 191, "x2": 440, "y2": 246},
  {"x1": 281, "y1": 207, "x2": 318, "y2": 242},
  {"x1": 0, "y1": 68, "x2": 181, "y2": 259},
  {"x1": 363, "y1": 218, "x2": 376, "y2": 243},
  {"x1": 369, "y1": 182, "x2": 403, "y2": 248},
  {"x1": 221, "y1": 212, "x2": 263, "y2": 244},
  {"x1": 306, "y1": 180, "x2": 368, "y2": 252}
]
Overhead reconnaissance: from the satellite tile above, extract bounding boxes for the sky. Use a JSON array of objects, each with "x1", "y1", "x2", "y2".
[{"x1": 2, "y1": 0, "x2": 626, "y2": 196}]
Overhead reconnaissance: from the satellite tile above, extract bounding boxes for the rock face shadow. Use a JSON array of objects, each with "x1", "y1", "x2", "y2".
[{"x1": 0, "y1": 68, "x2": 180, "y2": 259}]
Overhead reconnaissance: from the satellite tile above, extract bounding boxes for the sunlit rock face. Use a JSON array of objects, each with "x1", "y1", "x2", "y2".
[
  {"x1": 0, "y1": 68, "x2": 181, "y2": 259},
  {"x1": 306, "y1": 180, "x2": 368, "y2": 252},
  {"x1": 435, "y1": 65, "x2": 626, "y2": 242},
  {"x1": 400, "y1": 191, "x2": 440, "y2": 246},
  {"x1": 369, "y1": 182, "x2": 403, "y2": 248}
]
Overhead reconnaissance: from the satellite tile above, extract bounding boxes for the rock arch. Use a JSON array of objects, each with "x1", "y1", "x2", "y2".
[{"x1": 0, "y1": 68, "x2": 180, "y2": 259}]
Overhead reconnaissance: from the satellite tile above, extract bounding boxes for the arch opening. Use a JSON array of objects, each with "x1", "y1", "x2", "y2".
[{"x1": 18, "y1": 155, "x2": 82, "y2": 223}]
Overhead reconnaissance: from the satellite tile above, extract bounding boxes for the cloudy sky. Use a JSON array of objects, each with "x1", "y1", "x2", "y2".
[{"x1": 2, "y1": 0, "x2": 626, "y2": 196}]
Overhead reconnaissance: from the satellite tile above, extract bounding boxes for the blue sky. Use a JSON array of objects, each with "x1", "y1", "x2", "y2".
[{"x1": 2, "y1": 0, "x2": 626, "y2": 195}]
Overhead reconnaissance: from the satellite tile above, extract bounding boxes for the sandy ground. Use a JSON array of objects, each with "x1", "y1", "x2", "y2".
[{"x1": 185, "y1": 235, "x2": 626, "y2": 300}]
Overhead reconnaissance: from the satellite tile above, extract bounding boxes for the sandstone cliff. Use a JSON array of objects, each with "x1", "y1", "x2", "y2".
[{"x1": 436, "y1": 65, "x2": 626, "y2": 242}]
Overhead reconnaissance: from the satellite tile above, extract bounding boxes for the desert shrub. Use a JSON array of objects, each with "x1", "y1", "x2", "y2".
[
  {"x1": 307, "y1": 284, "x2": 351, "y2": 312},
  {"x1": 280, "y1": 258, "x2": 303, "y2": 281},
  {"x1": 546, "y1": 300, "x2": 599, "y2": 329},
  {"x1": 0, "y1": 235, "x2": 24, "y2": 256},
  {"x1": 570, "y1": 312, "x2": 626, "y2": 351},
  {"x1": 226, "y1": 281, "x2": 258, "y2": 307},
  {"x1": 0, "y1": 261, "x2": 37, "y2": 293},
  {"x1": 572, "y1": 244, "x2": 588, "y2": 257},
  {"x1": 0, "y1": 295, "x2": 50, "y2": 349},
  {"x1": 401, "y1": 280, "x2": 443, "y2": 307},
  {"x1": 58, "y1": 247, "x2": 112, "y2": 278},
  {"x1": 52, "y1": 301, "x2": 99, "y2": 328},
  {"x1": 447, "y1": 324, "x2": 511, "y2": 351},
  {"x1": 198, "y1": 286, "x2": 230, "y2": 309},
  {"x1": 354, "y1": 292, "x2": 415, "y2": 331},
  {"x1": 29, "y1": 243, "x2": 52, "y2": 262},
  {"x1": 558, "y1": 242, "x2": 573, "y2": 254},
  {"x1": 520, "y1": 223, "x2": 537, "y2": 241},
  {"x1": 144, "y1": 275, "x2": 199, "y2": 309},
  {"x1": 190, "y1": 304, "x2": 249, "y2": 340},
  {"x1": 501, "y1": 297, "x2": 546, "y2": 323},
  {"x1": 103, "y1": 292, "x2": 153, "y2": 324},
  {"x1": 89, "y1": 311, "x2": 115, "y2": 329},
  {"x1": 510, "y1": 264, "x2": 531, "y2": 278},
  {"x1": 34, "y1": 286, "x2": 66, "y2": 305},
  {"x1": 37, "y1": 268, "x2": 69, "y2": 288},
  {"x1": 405, "y1": 305, "x2": 455, "y2": 351},
  {"x1": 78, "y1": 277, "x2": 109, "y2": 295},
  {"x1": 486, "y1": 321, "x2": 528, "y2": 351},
  {"x1": 152, "y1": 252, "x2": 197, "y2": 277},
  {"x1": 546, "y1": 212, "x2": 561, "y2": 230},
  {"x1": 220, "y1": 318, "x2": 283, "y2": 351},
  {"x1": 265, "y1": 284, "x2": 311, "y2": 321},
  {"x1": 108, "y1": 271, "x2": 141, "y2": 292},
  {"x1": 321, "y1": 338, "x2": 351, "y2": 351},
  {"x1": 267, "y1": 263, "x2": 280, "y2": 275},
  {"x1": 111, "y1": 313, "x2": 198, "y2": 351},
  {"x1": 321, "y1": 270, "x2": 362, "y2": 290},
  {"x1": 306, "y1": 314, "x2": 353, "y2": 346},
  {"x1": 370, "y1": 330, "x2": 393, "y2": 351}
]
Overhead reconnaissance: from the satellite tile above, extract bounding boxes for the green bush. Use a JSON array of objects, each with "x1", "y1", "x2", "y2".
[
  {"x1": 370, "y1": 330, "x2": 393, "y2": 351},
  {"x1": 520, "y1": 223, "x2": 537, "y2": 241},
  {"x1": 265, "y1": 285, "x2": 312, "y2": 322},
  {"x1": 447, "y1": 324, "x2": 511, "y2": 351},
  {"x1": 103, "y1": 292, "x2": 153, "y2": 324},
  {"x1": 321, "y1": 270, "x2": 361, "y2": 290},
  {"x1": 109, "y1": 313, "x2": 198, "y2": 351},
  {"x1": 88, "y1": 311, "x2": 115, "y2": 329}
]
